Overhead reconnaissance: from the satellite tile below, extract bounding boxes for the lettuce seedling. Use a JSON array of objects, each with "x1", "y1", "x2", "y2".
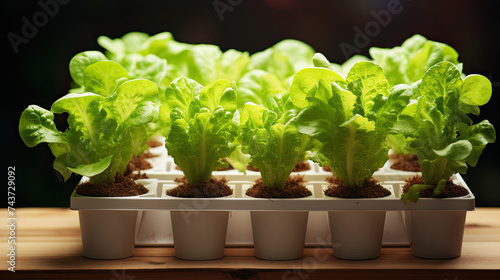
[
  {"x1": 238, "y1": 93, "x2": 312, "y2": 188},
  {"x1": 392, "y1": 62, "x2": 496, "y2": 202},
  {"x1": 19, "y1": 79, "x2": 159, "y2": 186},
  {"x1": 290, "y1": 60, "x2": 412, "y2": 187},
  {"x1": 369, "y1": 35, "x2": 463, "y2": 161},
  {"x1": 159, "y1": 77, "x2": 238, "y2": 184},
  {"x1": 68, "y1": 51, "x2": 163, "y2": 159}
]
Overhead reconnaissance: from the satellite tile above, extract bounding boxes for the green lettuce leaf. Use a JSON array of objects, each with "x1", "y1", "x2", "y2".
[
  {"x1": 369, "y1": 34, "x2": 461, "y2": 87},
  {"x1": 247, "y1": 39, "x2": 315, "y2": 85},
  {"x1": 291, "y1": 62, "x2": 411, "y2": 187},
  {"x1": 19, "y1": 79, "x2": 159, "y2": 185},
  {"x1": 161, "y1": 78, "x2": 238, "y2": 183},
  {"x1": 391, "y1": 62, "x2": 496, "y2": 201},
  {"x1": 238, "y1": 92, "x2": 312, "y2": 188}
]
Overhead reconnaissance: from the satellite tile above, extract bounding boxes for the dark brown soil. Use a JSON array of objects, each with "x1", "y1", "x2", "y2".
[
  {"x1": 147, "y1": 139, "x2": 163, "y2": 148},
  {"x1": 403, "y1": 175, "x2": 469, "y2": 198},
  {"x1": 324, "y1": 178, "x2": 391, "y2": 198},
  {"x1": 293, "y1": 161, "x2": 311, "y2": 172},
  {"x1": 123, "y1": 156, "x2": 151, "y2": 179},
  {"x1": 126, "y1": 170, "x2": 149, "y2": 180},
  {"x1": 325, "y1": 176, "x2": 343, "y2": 185},
  {"x1": 247, "y1": 161, "x2": 311, "y2": 172},
  {"x1": 166, "y1": 177, "x2": 233, "y2": 198},
  {"x1": 76, "y1": 175, "x2": 149, "y2": 197},
  {"x1": 127, "y1": 156, "x2": 152, "y2": 171},
  {"x1": 245, "y1": 175, "x2": 312, "y2": 198},
  {"x1": 390, "y1": 154, "x2": 421, "y2": 171}
]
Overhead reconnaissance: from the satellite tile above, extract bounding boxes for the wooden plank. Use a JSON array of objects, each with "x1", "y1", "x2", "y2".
[
  {"x1": 2, "y1": 242, "x2": 499, "y2": 271},
  {"x1": 1, "y1": 207, "x2": 499, "y2": 278},
  {"x1": 1, "y1": 269, "x2": 499, "y2": 280},
  {"x1": 464, "y1": 208, "x2": 500, "y2": 242}
]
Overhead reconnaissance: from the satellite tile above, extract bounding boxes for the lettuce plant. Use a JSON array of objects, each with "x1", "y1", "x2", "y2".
[
  {"x1": 68, "y1": 51, "x2": 163, "y2": 159},
  {"x1": 19, "y1": 79, "x2": 159, "y2": 186},
  {"x1": 368, "y1": 35, "x2": 463, "y2": 160},
  {"x1": 393, "y1": 62, "x2": 496, "y2": 202},
  {"x1": 159, "y1": 77, "x2": 238, "y2": 184},
  {"x1": 290, "y1": 60, "x2": 412, "y2": 188},
  {"x1": 238, "y1": 93, "x2": 312, "y2": 188}
]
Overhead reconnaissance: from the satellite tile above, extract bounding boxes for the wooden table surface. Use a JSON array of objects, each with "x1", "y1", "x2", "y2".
[{"x1": 1, "y1": 207, "x2": 499, "y2": 280}]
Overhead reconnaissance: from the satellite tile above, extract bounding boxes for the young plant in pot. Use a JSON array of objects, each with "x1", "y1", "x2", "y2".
[
  {"x1": 370, "y1": 34, "x2": 463, "y2": 171},
  {"x1": 393, "y1": 61, "x2": 496, "y2": 259},
  {"x1": 159, "y1": 77, "x2": 238, "y2": 260},
  {"x1": 290, "y1": 58, "x2": 412, "y2": 260},
  {"x1": 19, "y1": 70, "x2": 159, "y2": 259},
  {"x1": 238, "y1": 92, "x2": 313, "y2": 260},
  {"x1": 236, "y1": 75, "x2": 312, "y2": 173},
  {"x1": 69, "y1": 50, "x2": 168, "y2": 175},
  {"x1": 235, "y1": 42, "x2": 317, "y2": 173}
]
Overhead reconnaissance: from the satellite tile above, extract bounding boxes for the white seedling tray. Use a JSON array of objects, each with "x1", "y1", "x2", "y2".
[
  {"x1": 70, "y1": 171, "x2": 475, "y2": 211},
  {"x1": 70, "y1": 143, "x2": 475, "y2": 247}
]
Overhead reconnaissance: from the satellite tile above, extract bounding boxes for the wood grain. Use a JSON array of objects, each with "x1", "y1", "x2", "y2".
[{"x1": 1, "y1": 207, "x2": 499, "y2": 279}]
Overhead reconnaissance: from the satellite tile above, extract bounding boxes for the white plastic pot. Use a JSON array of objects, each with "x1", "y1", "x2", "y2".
[
  {"x1": 170, "y1": 211, "x2": 229, "y2": 260},
  {"x1": 79, "y1": 210, "x2": 138, "y2": 259},
  {"x1": 251, "y1": 211, "x2": 309, "y2": 260},
  {"x1": 76, "y1": 178, "x2": 157, "y2": 259},
  {"x1": 328, "y1": 211, "x2": 386, "y2": 260},
  {"x1": 404, "y1": 210, "x2": 466, "y2": 259}
]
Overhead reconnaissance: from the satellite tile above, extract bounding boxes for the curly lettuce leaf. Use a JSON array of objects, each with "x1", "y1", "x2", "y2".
[
  {"x1": 291, "y1": 62, "x2": 411, "y2": 187},
  {"x1": 247, "y1": 39, "x2": 315, "y2": 85},
  {"x1": 76, "y1": 56, "x2": 162, "y2": 158},
  {"x1": 391, "y1": 62, "x2": 496, "y2": 201},
  {"x1": 69, "y1": 51, "x2": 108, "y2": 86},
  {"x1": 98, "y1": 32, "x2": 174, "y2": 62},
  {"x1": 369, "y1": 34, "x2": 461, "y2": 87},
  {"x1": 19, "y1": 80, "x2": 159, "y2": 185},
  {"x1": 239, "y1": 92, "x2": 312, "y2": 188},
  {"x1": 161, "y1": 78, "x2": 238, "y2": 183},
  {"x1": 236, "y1": 69, "x2": 286, "y2": 110},
  {"x1": 121, "y1": 54, "x2": 168, "y2": 91}
]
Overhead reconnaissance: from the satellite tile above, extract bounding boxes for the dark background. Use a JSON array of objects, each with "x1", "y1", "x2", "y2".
[{"x1": 4, "y1": 0, "x2": 499, "y2": 207}]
